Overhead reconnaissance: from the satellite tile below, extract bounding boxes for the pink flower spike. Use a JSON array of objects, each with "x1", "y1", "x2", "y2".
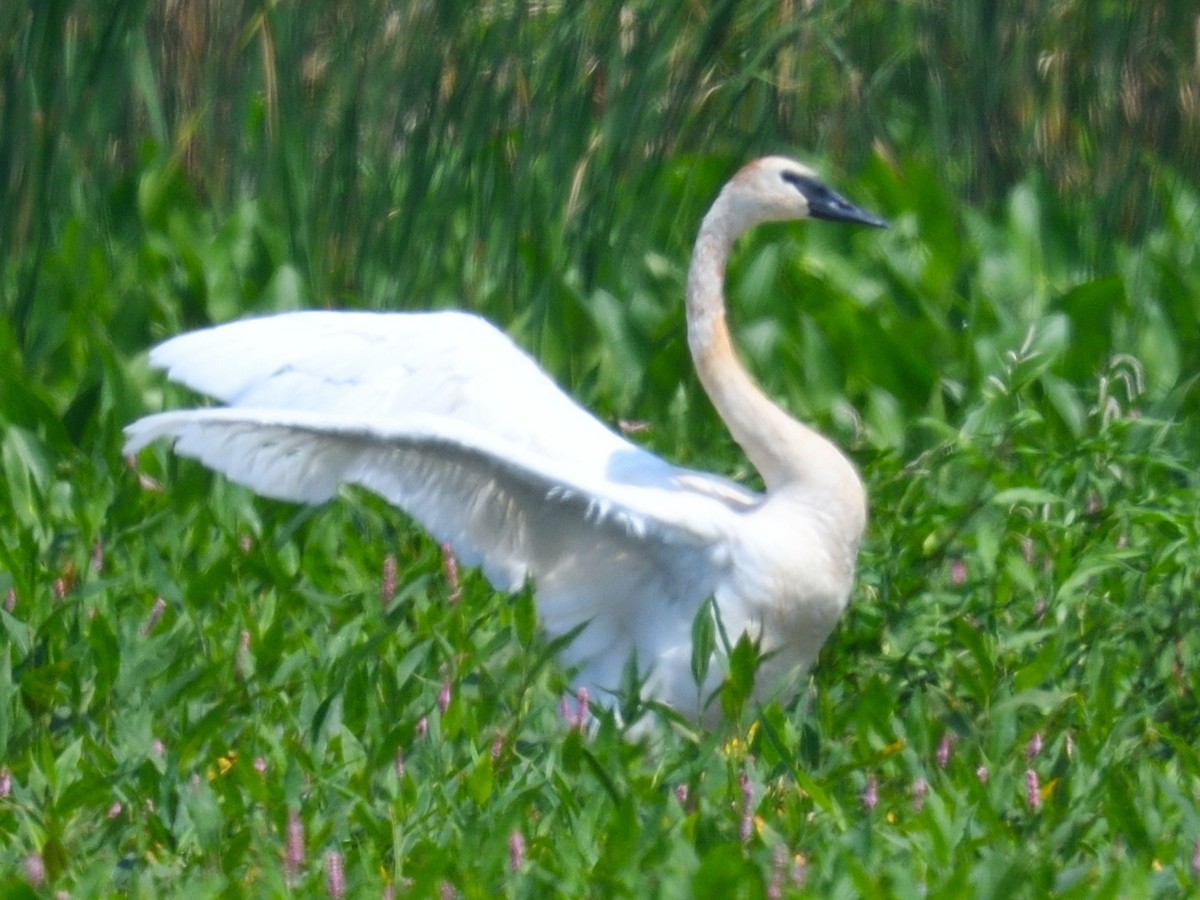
[
  {"x1": 791, "y1": 853, "x2": 808, "y2": 888},
  {"x1": 491, "y1": 731, "x2": 505, "y2": 761},
  {"x1": 936, "y1": 732, "x2": 955, "y2": 768},
  {"x1": 976, "y1": 765, "x2": 989, "y2": 783},
  {"x1": 142, "y1": 596, "x2": 166, "y2": 635},
  {"x1": 0, "y1": 768, "x2": 11, "y2": 797},
  {"x1": 948, "y1": 559, "x2": 967, "y2": 586},
  {"x1": 1025, "y1": 769, "x2": 1041, "y2": 810},
  {"x1": 285, "y1": 808, "x2": 305, "y2": 883},
  {"x1": 254, "y1": 757, "x2": 267, "y2": 776},
  {"x1": 508, "y1": 830, "x2": 526, "y2": 872},
  {"x1": 438, "y1": 679, "x2": 452, "y2": 715},
  {"x1": 326, "y1": 851, "x2": 345, "y2": 900},
  {"x1": 674, "y1": 783, "x2": 689, "y2": 807},
  {"x1": 415, "y1": 716, "x2": 428, "y2": 739},
  {"x1": 1026, "y1": 732, "x2": 1043, "y2": 761},
  {"x1": 1191, "y1": 837, "x2": 1200, "y2": 878},
  {"x1": 24, "y1": 853, "x2": 45, "y2": 888},
  {"x1": 912, "y1": 778, "x2": 928, "y2": 812},
  {"x1": 573, "y1": 688, "x2": 590, "y2": 731},
  {"x1": 440, "y1": 543, "x2": 462, "y2": 605},
  {"x1": 381, "y1": 554, "x2": 397, "y2": 607},
  {"x1": 738, "y1": 770, "x2": 755, "y2": 844},
  {"x1": 862, "y1": 774, "x2": 878, "y2": 812},
  {"x1": 107, "y1": 801, "x2": 123, "y2": 819},
  {"x1": 768, "y1": 845, "x2": 787, "y2": 900}
]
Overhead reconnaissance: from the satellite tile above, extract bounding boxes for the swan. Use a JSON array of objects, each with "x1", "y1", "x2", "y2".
[{"x1": 124, "y1": 157, "x2": 886, "y2": 726}]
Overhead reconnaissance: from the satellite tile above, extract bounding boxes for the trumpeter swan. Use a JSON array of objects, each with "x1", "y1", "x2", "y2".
[{"x1": 125, "y1": 157, "x2": 886, "y2": 725}]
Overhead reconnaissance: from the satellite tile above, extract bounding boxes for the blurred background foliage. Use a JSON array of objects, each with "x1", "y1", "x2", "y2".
[
  {"x1": 2, "y1": 1, "x2": 1200, "y2": 895},
  {"x1": 3, "y1": 0, "x2": 1198, "y2": 451}
]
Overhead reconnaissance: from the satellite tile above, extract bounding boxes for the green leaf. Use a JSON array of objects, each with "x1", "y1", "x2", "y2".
[
  {"x1": 990, "y1": 689, "x2": 1074, "y2": 718},
  {"x1": 690, "y1": 597, "x2": 717, "y2": 690},
  {"x1": 466, "y1": 754, "x2": 493, "y2": 806},
  {"x1": 720, "y1": 634, "x2": 759, "y2": 723}
]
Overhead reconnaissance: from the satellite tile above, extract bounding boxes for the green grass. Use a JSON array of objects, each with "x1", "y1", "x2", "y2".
[{"x1": 3, "y1": 2, "x2": 1200, "y2": 897}]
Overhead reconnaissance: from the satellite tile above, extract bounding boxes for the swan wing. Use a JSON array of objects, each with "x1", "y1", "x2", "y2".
[
  {"x1": 124, "y1": 407, "x2": 759, "y2": 706},
  {"x1": 146, "y1": 310, "x2": 637, "y2": 479}
]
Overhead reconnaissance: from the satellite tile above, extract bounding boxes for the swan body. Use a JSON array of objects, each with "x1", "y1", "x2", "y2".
[{"x1": 125, "y1": 157, "x2": 886, "y2": 724}]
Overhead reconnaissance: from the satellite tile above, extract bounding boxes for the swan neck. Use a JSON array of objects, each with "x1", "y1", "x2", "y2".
[{"x1": 684, "y1": 204, "x2": 864, "y2": 519}]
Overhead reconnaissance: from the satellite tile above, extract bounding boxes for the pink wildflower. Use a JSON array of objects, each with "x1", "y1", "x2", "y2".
[
  {"x1": 508, "y1": 830, "x2": 526, "y2": 872},
  {"x1": 440, "y1": 543, "x2": 461, "y2": 605},
  {"x1": 560, "y1": 690, "x2": 590, "y2": 730},
  {"x1": 326, "y1": 851, "x2": 345, "y2": 899},
  {"x1": 739, "y1": 770, "x2": 755, "y2": 843},
  {"x1": 791, "y1": 852, "x2": 808, "y2": 888},
  {"x1": 767, "y1": 844, "x2": 788, "y2": 900},
  {"x1": 142, "y1": 596, "x2": 166, "y2": 635},
  {"x1": 937, "y1": 732, "x2": 955, "y2": 768},
  {"x1": 24, "y1": 853, "x2": 45, "y2": 888},
  {"x1": 285, "y1": 808, "x2": 305, "y2": 882},
  {"x1": 381, "y1": 554, "x2": 397, "y2": 607},
  {"x1": 862, "y1": 774, "x2": 878, "y2": 812},
  {"x1": 1025, "y1": 769, "x2": 1041, "y2": 810},
  {"x1": 912, "y1": 777, "x2": 928, "y2": 812},
  {"x1": 1026, "y1": 732, "x2": 1043, "y2": 761}
]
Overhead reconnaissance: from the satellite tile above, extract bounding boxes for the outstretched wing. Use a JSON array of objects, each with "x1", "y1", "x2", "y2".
[
  {"x1": 127, "y1": 311, "x2": 762, "y2": 705},
  {"x1": 145, "y1": 310, "x2": 645, "y2": 480}
]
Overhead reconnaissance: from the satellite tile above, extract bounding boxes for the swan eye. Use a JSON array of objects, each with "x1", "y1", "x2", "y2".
[{"x1": 780, "y1": 170, "x2": 823, "y2": 198}]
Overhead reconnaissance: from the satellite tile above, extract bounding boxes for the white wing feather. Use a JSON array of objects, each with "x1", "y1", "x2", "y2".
[
  {"x1": 127, "y1": 311, "x2": 762, "y2": 709},
  {"x1": 148, "y1": 311, "x2": 642, "y2": 479}
]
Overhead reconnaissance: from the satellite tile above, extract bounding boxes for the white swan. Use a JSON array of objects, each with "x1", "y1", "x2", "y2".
[{"x1": 125, "y1": 157, "x2": 886, "y2": 725}]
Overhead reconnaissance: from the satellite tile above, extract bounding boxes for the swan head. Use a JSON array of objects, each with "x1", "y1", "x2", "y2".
[{"x1": 715, "y1": 156, "x2": 887, "y2": 236}]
